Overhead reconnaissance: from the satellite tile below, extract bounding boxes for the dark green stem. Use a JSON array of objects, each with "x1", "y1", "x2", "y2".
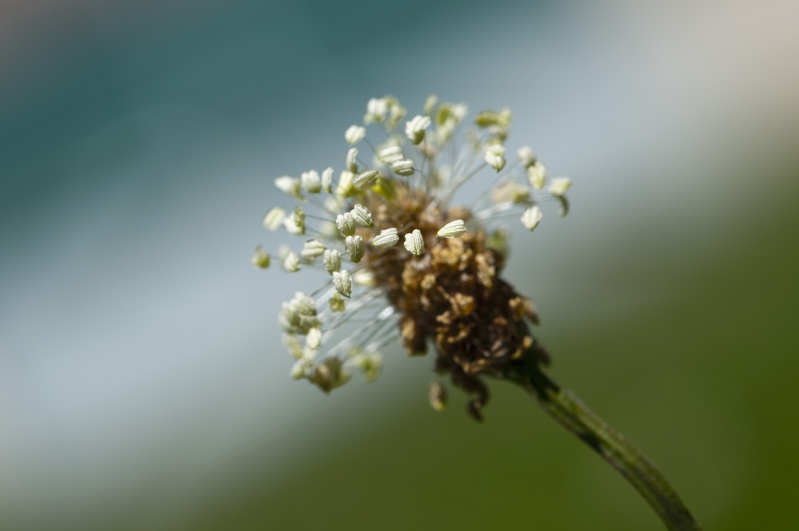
[{"x1": 502, "y1": 366, "x2": 701, "y2": 531}]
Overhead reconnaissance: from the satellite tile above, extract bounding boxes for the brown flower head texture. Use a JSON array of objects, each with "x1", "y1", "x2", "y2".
[{"x1": 255, "y1": 96, "x2": 572, "y2": 420}]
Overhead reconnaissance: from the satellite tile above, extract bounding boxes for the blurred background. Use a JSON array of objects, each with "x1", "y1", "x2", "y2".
[{"x1": 2, "y1": 0, "x2": 798, "y2": 529}]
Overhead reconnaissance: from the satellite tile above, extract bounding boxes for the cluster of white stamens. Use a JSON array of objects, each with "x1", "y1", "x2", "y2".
[{"x1": 255, "y1": 95, "x2": 572, "y2": 395}]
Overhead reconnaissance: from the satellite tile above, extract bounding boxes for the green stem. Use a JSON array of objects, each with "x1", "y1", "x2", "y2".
[{"x1": 502, "y1": 366, "x2": 701, "y2": 531}]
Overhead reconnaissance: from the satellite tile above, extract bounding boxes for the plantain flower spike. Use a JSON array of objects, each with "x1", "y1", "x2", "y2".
[{"x1": 256, "y1": 95, "x2": 571, "y2": 417}]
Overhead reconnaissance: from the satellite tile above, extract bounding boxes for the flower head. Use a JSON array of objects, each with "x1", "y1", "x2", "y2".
[{"x1": 257, "y1": 95, "x2": 571, "y2": 419}]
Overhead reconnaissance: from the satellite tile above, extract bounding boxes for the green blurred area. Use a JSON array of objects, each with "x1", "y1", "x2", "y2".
[{"x1": 130, "y1": 165, "x2": 796, "y2": 531}]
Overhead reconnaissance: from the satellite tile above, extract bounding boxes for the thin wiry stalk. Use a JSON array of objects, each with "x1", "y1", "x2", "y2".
[{"x1": 501, "y1": 364, "x2": 701, "y2": 531}]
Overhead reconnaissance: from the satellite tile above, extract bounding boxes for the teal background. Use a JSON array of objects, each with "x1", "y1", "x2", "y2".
[{"x1": 2, "y1": 1, "x2": 798, "y2": 529}]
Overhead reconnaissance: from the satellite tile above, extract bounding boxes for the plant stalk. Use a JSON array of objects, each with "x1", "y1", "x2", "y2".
[{"x1": 502, "y1": 366, "x2": 701, "y2": 531}]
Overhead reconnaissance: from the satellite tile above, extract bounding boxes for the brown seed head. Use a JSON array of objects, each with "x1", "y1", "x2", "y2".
[{"x1": 362, "y1": 184, "x2": 548, "y2": 419}]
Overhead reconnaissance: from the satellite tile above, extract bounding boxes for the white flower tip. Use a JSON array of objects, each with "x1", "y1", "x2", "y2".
[
  {"x1": 323, "y1": 249, "x2": 342, "y2": 274},
  {"x1": 437, "y1": 219, "x2": 466, "y2": 239},
  {"x1": 275, "y1": 176, "x2": 303, "y2": 200},
  {"x1": 378, "y1": 145, "x2": 403, "y2": 164},
  {"x1": 306, "y1": 327, "x2": 322, "y2": 350},
  {"x1": 345, "y1": 234, "x2": 365, "y2": 263},
  {"x1": 282, "y1": 251, "x2": 301, "y2": 272},
  {"x1": 350, "y1": 204, "x2": 374, "y2": 227},
  {"x1": 283, "y1": 206, "x2": 306, "y2": 235},
  {"x1": 335, "y1": 170, "x2": 355, "y2": 198},
  {"x1": 346, "y1": 147, "x2": 359, "y2": 173},
  {"x1": 353, "y1": 169, "x2": 379, "y2": 191},
  {"x1": 391, "y1": 159, "x2": 415, "y2": 177},
  {"x1": 300, "y1": 239, "x2": 326, "y2": 261},
  {"x1": 335, "y1": 212, "x2": 356, "y2": 237},
  {"x1": 321, "y1": 167, "x2": 333, "y2": 193},
  {"x1": 484, "y1": 144, "x2": 506, "y2": 172},
  {"x1": 344, "y1": 125, "x2": 366, "y2": 145},
  {"x1": 517, "y1": 146, "x2": 537, "y2": 167},
  {"x1": 262, "y1": 207, "x2": 286, "y2": 231},
  {"x1": 300, "y1": 170, "x2": 321, "y2": 194},
  {"x1": 527, "y1": 162, "x2": 547, "y2": 190},
  {"x1": 521, "y1": 206, "x2": 543, "y2": 231},
  {"x1": 548, "y1": 177, "x2": 572, "y2": 197},
  {"x1": 333, "y1": 269, "x2": 353, "y2": 297},
  {"x1": 364, "y1": 98, "x2": 388, "y2": 124},
  {"x1": 405, "y1": 114, "x2": 431, "y2": 145},
  {"x1": 403, "y1": 229, "x2": 424, "y2": 256},
  {"x1": 372, "y1": 228, "x2": 399, "y2": 248}
]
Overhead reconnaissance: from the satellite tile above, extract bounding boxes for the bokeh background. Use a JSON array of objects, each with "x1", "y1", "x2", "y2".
[{"x1": 2, "y1": 0, "x2": 798, "y2": 529}]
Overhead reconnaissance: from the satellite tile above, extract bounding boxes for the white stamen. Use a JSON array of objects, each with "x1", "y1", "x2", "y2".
[
  {"x1": 405, "y1": 114, "x2": 431, "y2": 145},
  {"x1": 275, "y1": 176, "x2": 303, "y2": 200},
  {"x1": 350, "y1": 204, "x2": 374, "y2": 227},
  {"x1": 437, "y1": 219, "x2": 467, "y2": 239},
  {"x1": 372, "y1": 228, "x2": 399, "y2": 247},
  {"x1": 404, "y1": 229, "x2": 424, "y2": 256},
  {"x1": 336, "y1": 212, "x2": 356, "y2": 237},
  {"x1": 323, "y1": 249, "x2": 342, "y2": 274},
  {"x1": 300, "y1": 170, "x2": 321, "y2": 193},
  {"x1": 345, "y1": 235, "x2": 365, "y2": 263},
  {"x1": 521, "y1": 206, "x2": 543, "y2": 231},
  {"x1": 548, "y1": 177, "x2": 571, "y2": 197},
  {"x1": 353, "y1": 170, "x2": 379, "y2": 191},
  {"x1": 300, "y1": 239, "x2": 326, "y2": 261},
  {"x1": 262, "y1": 207, "x2": 286, "y2": 231},
  {"x1": 345, "y1": 125, "x2": 366, "y2": 145},
  {"x1": 333, "y1": 269, "x2": 353, "y2": 297}
]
